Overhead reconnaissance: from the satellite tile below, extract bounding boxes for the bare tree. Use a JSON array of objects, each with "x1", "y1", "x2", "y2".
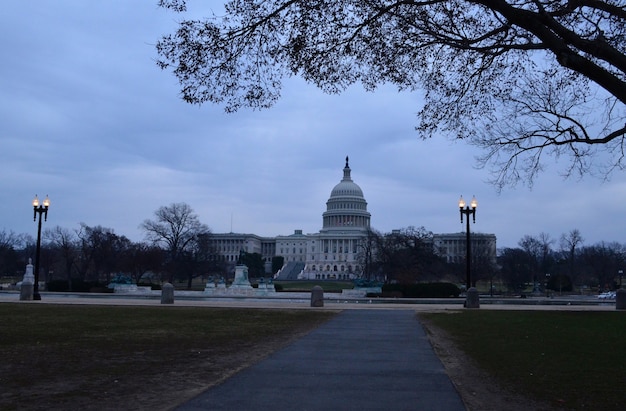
[
  {"x1": 355, "y1": 228, "x2": 381, "y2": 281},
  {"x1": 579, "y1": 241, "x2": 626, "y2": 289},
  {"x1": 120, "y1": 242, "x2": 166, "y2": 284},
  {"x1": 75, "y1": 224, "x2": 132, "y2": 284},
  {"x1": 44, "y1": 226, "x2": 79, "y2": 290},
  {"x1": 368, "y1": 226, "x2": 441, "y2": 283},
  {"x1": 560, "y1": 228, "x2": 584, "y2": 286},
  {"x1": 0, "y1": 229, "x2": 28, "y2": 277},
  {"x1": 157, "y1": 0, "x2": 626, "y2": 188},
  {"x1": 471, "y1": 237, "x2": 498, "y2": 290},
  {"x1": 537, "y1": 232, "x2": 556, "y2": 273},
  {"x1": 140, "y1": 203, "x2": 210, "y2": 283},
  {"x1": 519, "y1": 234, "x2": 543, "y2": 289},
  {"x1": 498, "y1": 247, "x2": 534, "y2": 293}
]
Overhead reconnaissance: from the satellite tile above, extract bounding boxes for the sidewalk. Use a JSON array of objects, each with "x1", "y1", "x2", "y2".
[{"x1": 175, "y1": 309, "x2": 467, "y2": 411}]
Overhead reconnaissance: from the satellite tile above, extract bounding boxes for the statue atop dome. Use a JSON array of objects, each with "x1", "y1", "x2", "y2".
[{"x1": 345, "y1": 155, "x2": 349, "y2": 168}]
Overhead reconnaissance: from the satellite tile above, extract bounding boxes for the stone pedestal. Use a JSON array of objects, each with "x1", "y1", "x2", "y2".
[
  {"x1": 311, "y1": 285, "x2": 324, "y2": 307},
  {"x1": 111, "y1": 284, "x2": 138, "y2": 293},
  {"x1": 616, "y1": 289, "x2": 626, "y2": 310},
  {"x1": 204, "y1": 281, "x2": 216, "y2": 294},
  {"x1": 465, "y1": 287, "x2": 480, "y2": 309},
  {"x1": 230, "y1": 265, "x2": 253, "y2": 290},
  {"x1": 19, "y1": 259, "x2": 35, "y2": 301},
  {"x1": 161, "y1": 282, "x2": 174, "y2": 304},
  {"x1": 20, "y1": 283, "x2": 34, "y2": 301}
]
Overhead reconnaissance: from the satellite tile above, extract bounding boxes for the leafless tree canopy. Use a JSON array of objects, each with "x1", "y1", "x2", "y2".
[
  {"x1": 141, "y1": 202, "x2": 209, "y2": 258},
  {"x1": 157, "y1": 0, "x2": 626, "y2": 187}
]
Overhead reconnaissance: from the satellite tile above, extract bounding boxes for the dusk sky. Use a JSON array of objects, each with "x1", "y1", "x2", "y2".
[{"x1": 1, "y1": 1, "x2": 625, "y2": 249}]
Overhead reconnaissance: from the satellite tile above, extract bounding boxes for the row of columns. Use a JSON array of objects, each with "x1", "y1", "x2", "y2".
[{"x1": 323, "y1": 215, "x2": 369, "y2": 228}]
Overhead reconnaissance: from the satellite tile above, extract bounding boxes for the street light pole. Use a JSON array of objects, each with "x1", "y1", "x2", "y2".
[
  {"x1": 459, "y1": 195, "x2": 477, "y2": 289},
  {"x1": 546, "y1": 273, "x2": 551, "y2": 298},
  {"x1": 32, "y1": 194, "x2": 50, "y2": 301}
]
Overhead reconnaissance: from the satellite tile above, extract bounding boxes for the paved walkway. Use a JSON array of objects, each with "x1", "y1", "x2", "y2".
[{"x1": 175, "y1": 309, "x2": 467, "y2": 411}]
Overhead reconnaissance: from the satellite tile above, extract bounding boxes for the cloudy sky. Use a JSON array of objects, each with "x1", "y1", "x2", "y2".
[{"x1": 1, "y1": 1, "x2": 624, "y2": 250}]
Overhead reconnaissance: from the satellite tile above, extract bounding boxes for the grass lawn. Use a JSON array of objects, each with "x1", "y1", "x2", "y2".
[
  {"x1": 420, "y1": 310, "x2": 626, "y2": 410},
  {"x1": 0, "y1": 303, "x2": 337, "y2": 411}
]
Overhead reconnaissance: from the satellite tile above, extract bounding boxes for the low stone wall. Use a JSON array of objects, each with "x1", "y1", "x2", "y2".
[
  {"x1": 341, "y1": 287, "x2": 382, "y2": 298},
  {"x1": 112, "y1": 284, "x2": 152, "y2": 294}
]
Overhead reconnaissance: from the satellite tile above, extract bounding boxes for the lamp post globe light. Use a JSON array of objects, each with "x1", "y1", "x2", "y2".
[
  {"x1": 32, "y1": 194, "x2": 50, "y2": 300},
  {"x1": 459, "y1": 195, "x2": 479, "y2": 308}
]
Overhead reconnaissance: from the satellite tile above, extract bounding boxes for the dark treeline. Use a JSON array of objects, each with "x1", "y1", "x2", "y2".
[
  {"x1": 1, "y1": 204, "x2": 624, "y2": 293},
  {"x1": 499, "y1": 230, "x2": 626, "y2": 293},
  {"x1": 351, "y1": 227, "x2": 625, "y2": 293},
  {"x1": 0, "y1": 203, "x2": 229, "y2": 290}
]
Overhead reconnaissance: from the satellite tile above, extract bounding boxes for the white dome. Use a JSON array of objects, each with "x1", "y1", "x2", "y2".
[
  {"x1": 330, "y1": 180, "x2": 364, "y2": 198},
  {"x1": 322, "y1": 157, "x2": 370, "y2": 230},
  {"x1": 329, "y1": 156, "x2": 364, "y2": 199}
]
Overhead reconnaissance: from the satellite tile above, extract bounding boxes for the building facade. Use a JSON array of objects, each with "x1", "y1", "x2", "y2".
[
  {"x1": 295, "y1": 156, "x2": 371, "y2": 280},
  {"x1": 433, "y1": 232, "x2": 497, "y2": 265},
  {"x1": 209, "y1": 233, "x2": 276, "y2": 268},
  {"x1": 210, "y1": 157, "x2": 496, "y2": 279}
]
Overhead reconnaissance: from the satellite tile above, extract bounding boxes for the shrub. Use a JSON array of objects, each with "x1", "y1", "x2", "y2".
[
  {"x1": 382, "y1": 282, "x2": 461, "y2": 298},
  {"x1": 47, "y1": 280, "x2": 106, "y2": 292},
  {"x1": 89, "y1": 287, "x2": 114, "y2": 293},
  {"x1": 547, "y1": 274, "x2": 573, "y2": 292},
  {"x1": 46, "y1": 280, "x2": 69, "y2": 292}
]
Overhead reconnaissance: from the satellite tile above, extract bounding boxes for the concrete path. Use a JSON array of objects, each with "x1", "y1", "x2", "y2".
[{"x1": 175, "y1": 309, "x2": 466, "y2": 411}]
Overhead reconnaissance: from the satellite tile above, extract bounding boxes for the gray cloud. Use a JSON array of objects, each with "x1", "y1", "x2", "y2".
[{"x1": 1, "y1": 1, "x2": 624, "y2": 250}]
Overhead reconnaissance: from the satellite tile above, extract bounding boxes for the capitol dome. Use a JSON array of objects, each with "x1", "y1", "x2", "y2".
[
  {"x1": 322, "y1": 157, "x2": 371, "y2": 230},
  {"x1": 330, "y1": 178, "x2": 364, "y2": 197}
]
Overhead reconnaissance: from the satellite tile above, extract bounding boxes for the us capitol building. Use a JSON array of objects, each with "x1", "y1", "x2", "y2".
[{"x1": 209, "y1": 157, "x2": 496, "y2": 280}]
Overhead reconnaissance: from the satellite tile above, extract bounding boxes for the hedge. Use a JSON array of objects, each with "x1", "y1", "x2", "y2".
[{"x1": 382, "y1": 282, "x2": 461, "y2": 298}]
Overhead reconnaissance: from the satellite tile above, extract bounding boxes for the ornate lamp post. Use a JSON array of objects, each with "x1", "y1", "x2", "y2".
[
  {"x1": 459, "y1": 195, "x2": 477, "y2": 288},
  {"x1": 546, "y1": 273, "x2": 551, "y2": 298},
  {"x1": 32, "y1": 194, "x2": 50, "y2": 300},
  {"x1": 619, "y1": 270, "x2": 623, "y2": 288}
]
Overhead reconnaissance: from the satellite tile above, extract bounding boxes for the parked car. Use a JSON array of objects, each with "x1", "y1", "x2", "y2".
[{"x1": 598, "y1": 291, "x2": 616, "y2": 300}]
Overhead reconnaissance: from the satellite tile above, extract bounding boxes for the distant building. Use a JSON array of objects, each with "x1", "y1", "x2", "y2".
[
  {"x1": 209, "y1": 232, "x2": 276, "y2": 270},
  {"x1": 433, "y1": 232, "x2": 497, "y2": 265},
  {"x1": 291, "y1": 156, "x2": 371, "y2": 280},
  {"x1": 210, "y1": 157, "x2": 496, "y2": 278}
]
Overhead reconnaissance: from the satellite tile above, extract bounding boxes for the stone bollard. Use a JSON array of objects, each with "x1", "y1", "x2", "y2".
[
  {"x1": 310, "y1": 285, "x2": 324, "y2": 307},
  {"x1": 465, "y1": 287, "x2": 480, "y2": 309},
  {"x1": 161, "y1": 282, "x2": 174, "y2": 304},
  {"x1": 616, "y1": 289, "x2": 626, "y2": 310},
  {"x1": 20, "y1": 283, "x2": 34, "y2": 301}
]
